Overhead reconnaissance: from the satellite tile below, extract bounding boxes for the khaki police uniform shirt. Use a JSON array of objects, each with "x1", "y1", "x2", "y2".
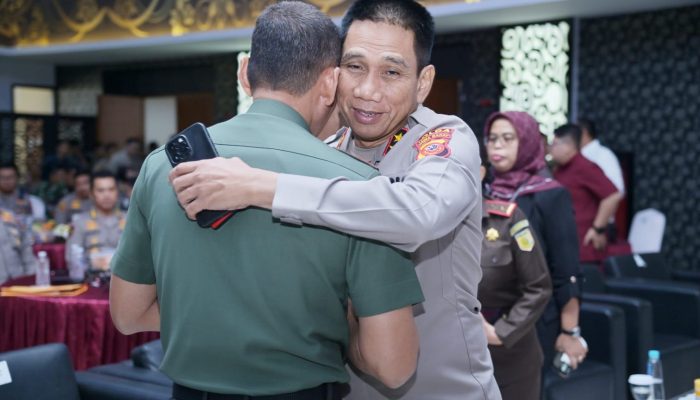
[
  {"x1": 272, "y1": 105, "x2": 501, "y2": 400},
  {"x1": 54, "y1": 193, "x2": 93, "y2": 225},
  {"x1": 0, "y1": 191, "x2": 33, "y2": 219},
  {"x1": 0, "y1": 209, "x2": 37, "y2": 285},
  {"x1": 66, "y1": 208, "x2": 125, "y2": 268}
]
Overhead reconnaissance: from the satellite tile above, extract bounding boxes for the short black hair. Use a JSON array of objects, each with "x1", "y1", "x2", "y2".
[
  {"x1": 577, "y1": 118, "x2": 598, "y2": 139},
  {"x1": 554, "y1": 123, "x2": 583, "y2": 149},
  {"x1": 247, "y1": 2, "x2": 341, "y2": 96},
  {"x1": 340, "y1": 0, "x2": 435, "y2": 71},
  {"x1": 74, "y1": 168, "x2": 91, "y2": 180},
  {"x1": 90, "y1": 170, "x2": 116, "y2": 188},
  {"x1": 0, "y1": 162, "x2": 18, "y2": 174}
]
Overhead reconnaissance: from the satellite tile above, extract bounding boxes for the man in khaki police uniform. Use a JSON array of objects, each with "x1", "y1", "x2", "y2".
[
  {"x1": 111, "y1": 3, "x2": 423, "y2": 399},
  {"x1": 0, "y1": 208, "x2": 37, "y2": 285},
  {"x1": 54, "y1": 169, "x2": 93, "y2": 224},
  {"x1": 169, "y1": 1, "x2": 500, "y2": 399},
  {"x1": 66, "y1": 171, "x2": 124, "y2": 270},
  {"x1": 0, "y1": 163, "x2": 33, "y2": 218}
]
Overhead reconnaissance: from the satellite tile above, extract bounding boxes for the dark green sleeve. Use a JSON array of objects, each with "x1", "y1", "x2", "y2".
[
  {"x1": 346, "y1": 237, "x2": 424, "y2": 318},
  {"x1": 110, "y1": 169, "x2": 156, "y2": 284}
]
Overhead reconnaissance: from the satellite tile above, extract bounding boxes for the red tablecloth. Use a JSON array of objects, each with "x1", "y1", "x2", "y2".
[
  {"x1": 0, "y1": 275, "x2": 159, "y2": 370},
  {"x1": 32, "y1": 243, "x2": 67, "y2": 270}
]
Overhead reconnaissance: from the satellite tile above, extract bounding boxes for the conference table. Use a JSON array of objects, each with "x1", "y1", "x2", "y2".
[{"x1": 0, "y1": 275, "x2": 159, "y2": 370}]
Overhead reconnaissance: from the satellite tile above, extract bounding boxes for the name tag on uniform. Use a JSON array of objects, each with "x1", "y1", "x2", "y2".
[{"x1": 0, "y1": 360, "x2": 12, "y2": 386}]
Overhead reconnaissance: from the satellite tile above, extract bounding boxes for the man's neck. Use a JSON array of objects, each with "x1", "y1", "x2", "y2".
[
  {"x1": 95, "y1": 208, "x2": 115, "y2": 217},
  {"x1": 252, "y1": 91, "x2": 314, "y2": 132}
]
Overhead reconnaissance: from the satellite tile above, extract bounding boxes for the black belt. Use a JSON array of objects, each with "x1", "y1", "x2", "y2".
[{"x1": 172, "y1": 382, "x2": 341, "y2": 400}]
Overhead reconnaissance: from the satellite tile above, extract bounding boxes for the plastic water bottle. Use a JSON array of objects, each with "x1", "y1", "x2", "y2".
[
  {"x1": 35, "y1": 251, "x2": 51, "y2": 287},
  {"x1": 69, "y1": 244, "x2": 87, "y2": 281},
  {"x1": 646, "y1": 350, "x2": 665, "y2": 400}
]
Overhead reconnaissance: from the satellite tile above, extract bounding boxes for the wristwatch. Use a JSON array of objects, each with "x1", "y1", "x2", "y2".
[
  {"x1": 561, "y1": 326, "x2": 582, "y2": 337},
  {"x1": 592, "y1": 225, "x2": 606, "y2": 234}
]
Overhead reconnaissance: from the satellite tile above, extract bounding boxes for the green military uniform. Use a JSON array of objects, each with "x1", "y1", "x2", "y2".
[
  {"x1": 66, "y1": 208, "x2": 125, "y2": 269},
  {"x1": 479, "y1": 199, "x2": 551, "y2": 400},
  {"x1": 54, "y1": 193, "x2": 93, "y2": 224},
  {"x1": 0, "y1": 209, "x2": 37, "y2": 285},
  {"x1": 111, "y1": 99, "x2": 423, "y2": 396}
]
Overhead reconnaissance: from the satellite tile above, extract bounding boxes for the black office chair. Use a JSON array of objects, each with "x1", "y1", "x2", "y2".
[
  {"x1": 75, "y1": 340, "x2": 172, "y2": 400},
  {"x1": 543, "y1": 302, "x2": 626, "y2": 400},
  {"x1": 605, "y1": 253, "x2": 700, "y2": 285},
  {"x1": 0, "y1": 343, "x2": 81, "y2": 400}
]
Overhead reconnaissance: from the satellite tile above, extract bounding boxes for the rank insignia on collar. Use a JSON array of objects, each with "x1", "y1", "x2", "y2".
[
  {"x1": 486, "y1": 200, "x2": 517, "y2": 218},
  {"x1": 414, "y1": 128, "x2": 454, "y2": 160},
  {"x1": 486, "y1": 227, "x2": 499, "y2": 241}
]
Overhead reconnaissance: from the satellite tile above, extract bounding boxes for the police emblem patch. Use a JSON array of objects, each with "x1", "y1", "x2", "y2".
[
  {"x1": 414, "y1": 128, "x2": 454, "y2": 160},
  {"x1": 514, "y1": 229, "x2": 535, "y2": 252}
]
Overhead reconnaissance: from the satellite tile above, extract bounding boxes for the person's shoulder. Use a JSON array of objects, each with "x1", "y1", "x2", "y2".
[
  {"x1": 410, "y1": 106, "x2": 478, "y2": 164},
  {"x1": 533, "y1": 185, "x2": 572, "y2": 205}
]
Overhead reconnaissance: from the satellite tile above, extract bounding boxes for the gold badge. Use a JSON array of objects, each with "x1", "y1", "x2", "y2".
[
  {"x1": 485, "y1": 228, "x2": 499, "y2": 241},
  {"x1": 514, "y1": 229, "x2": 535, "y2": 252},
  {"x1": 86, "y1": 220, "x2": 98, "y2": 231},
  {"x1": 71, "y1": 200, "x2": 81, "y2": 209}
]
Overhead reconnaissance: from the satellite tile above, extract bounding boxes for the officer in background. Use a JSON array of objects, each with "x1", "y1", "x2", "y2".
[
  {"x1": 0, "y1": 208, "x2": 37, "y2": 285},
  {"x1": 0, "y1": 163, "x2": 33, "y2": 219},
  {"x1": 54, "y1": 169, "x2": 93, "y2": 224},
  {"x1": 66, "y1": 170, "x2": 124, "y2": 271},
  {"x1": 478, "y1": 151, "x2": 551, "y2": 400}
]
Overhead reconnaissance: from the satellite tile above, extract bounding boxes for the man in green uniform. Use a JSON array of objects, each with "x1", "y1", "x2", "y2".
[{"x1": 109, "y1": 3, "x2": 423, "y2": 400}]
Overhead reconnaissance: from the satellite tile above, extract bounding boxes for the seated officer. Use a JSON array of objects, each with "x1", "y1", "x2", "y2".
[
  {"x1": 54, "y1": 169, "x2": 93, "y2": 224},
  {"x1": 0, "y1": 208, "x2": 37, "y2": 285},
  {"x1": 66, "y1": 170, "x2": 124, "y2": 271},
  {"x1": 0, "y1": 163, "x2": 33, "y2": 219}
]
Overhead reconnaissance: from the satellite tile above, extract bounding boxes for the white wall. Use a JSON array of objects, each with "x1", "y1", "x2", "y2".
[
  {"x1": 0, "y1": 59, "x2": 55, "y2": 113},
  {"x1": 144, "y1": 96, "x2": 177, "y2": 148}
]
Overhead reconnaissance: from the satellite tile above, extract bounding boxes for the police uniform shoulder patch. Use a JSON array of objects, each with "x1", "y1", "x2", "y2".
[
  {"x1": 514, "y1": 229, "x2": 535, "y2": 252},
  {"x1": 414, "y1": 127, "x2": 454, "y2": 160},
  {"x1": 486, "y1": 200, "x2": 517, "y2": 218}
]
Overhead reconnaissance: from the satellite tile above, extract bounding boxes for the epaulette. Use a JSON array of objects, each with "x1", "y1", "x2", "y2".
[{"x1": 485, "y1": 200, "x2": 517, "y2": 218}]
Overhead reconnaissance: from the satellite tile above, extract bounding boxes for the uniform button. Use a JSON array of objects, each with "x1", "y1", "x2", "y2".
[
  {"x1": 570, "y1": 276, "x2": 577, "y2": 283},
  {"x1": 492, "y1": 257, "x2": 498, "y2": 263}
]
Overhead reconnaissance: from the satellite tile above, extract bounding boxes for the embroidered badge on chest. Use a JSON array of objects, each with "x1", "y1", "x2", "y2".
[{"x1": 414, "y1": 128, "x2": 454, "y2": 160}]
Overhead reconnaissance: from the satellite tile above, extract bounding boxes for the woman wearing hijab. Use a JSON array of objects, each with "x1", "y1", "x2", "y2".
[
  {"x1": 483, "y1": 111, "x2": 588, "y2": 377},
  {"x1": 478, "y1": 144, "x2": 552, "y2": 400}
]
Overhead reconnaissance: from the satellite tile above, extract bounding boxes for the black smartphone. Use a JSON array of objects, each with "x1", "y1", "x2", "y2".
[{"x1": 165, "y1": 123, "x2": 233, "y2": 229}]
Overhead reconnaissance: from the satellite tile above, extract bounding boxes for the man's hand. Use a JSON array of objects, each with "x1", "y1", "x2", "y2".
[
  {"x1": 168, "y1": 157, "x2": 277, "y2": 219},
  {"x1": 583, "y1": 228, "x2": 607, "y2": 250},
  {"x1": 480, "y1": 314, "x2": 503, "y2": 346},
  {"x1": 555, "y1": 333, "x2": 588, "y2": 369}
]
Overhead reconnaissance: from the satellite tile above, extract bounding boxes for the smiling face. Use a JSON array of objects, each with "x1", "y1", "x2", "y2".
[{"x1": 338, "y1": 20, "x2": 434, "y2": 148}]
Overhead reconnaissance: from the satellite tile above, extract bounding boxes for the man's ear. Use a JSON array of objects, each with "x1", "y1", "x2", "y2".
[
  {"x1": 320, "y1": 66, "x2": 340, "y2": 107},
  {"x1": 237, "y1": 56, "x2": 252, "y2": 97},
  {"x1": 416, "y1": 64, "x2": 436, "y2": 104}
]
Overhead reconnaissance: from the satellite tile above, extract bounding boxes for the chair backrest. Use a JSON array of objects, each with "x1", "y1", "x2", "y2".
[
  {"x1": 0, "y1": 343, "x2": 80, "y2": 400},
  {"x1": 130, "y1": 339, "x2": 163, "y2": 371},
  {"x1": 604, "y1": 253, "x2": 670, "y2": 280},
  {"x1": 628, "y1": 208, "x2": 665, "y2": 253}
]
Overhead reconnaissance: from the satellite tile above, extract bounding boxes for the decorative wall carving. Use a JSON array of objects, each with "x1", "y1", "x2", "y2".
[
  {"x1": 499, "y1": 21, "x2": 570, "y2": 138},
  {"x1": 0, "y1": 0, "x2": 473, "y2": 47}
]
